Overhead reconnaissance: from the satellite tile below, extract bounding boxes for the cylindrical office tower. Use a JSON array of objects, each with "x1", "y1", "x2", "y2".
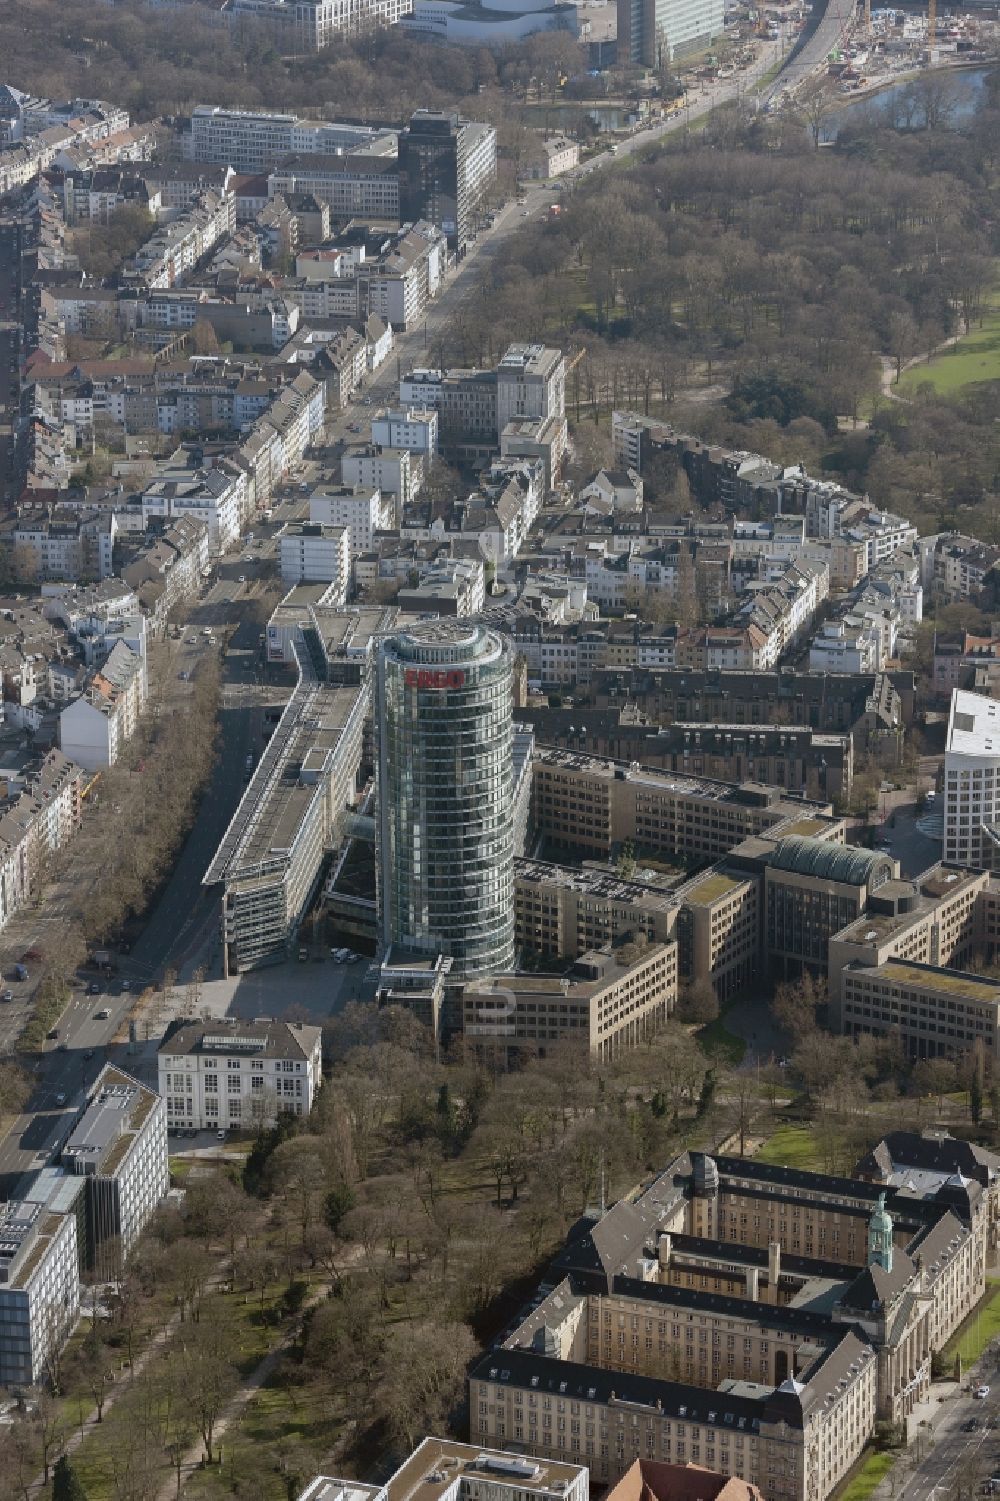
[{"x1": 376, "y1": 620, "x2": 514, "y2": 980}]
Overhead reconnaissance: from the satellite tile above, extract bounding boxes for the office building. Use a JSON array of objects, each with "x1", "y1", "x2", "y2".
[
  {"x1": 945, "y1": 688, "x2": 1000, "y2": 870},
  {"x1": 158, "y1": 1016, "x2": 323, "y2": 1131},
  {"x1": 204, "y1": 612, "x2": 369, "y2": 972},
  {"x1": 398, "y1": 110, "x2": 497, "y2": 251},
  {"x1": 0, "y1": 1193, "x2": 80, "y2": 1387},
  {"x1": 617, "y1": 0, "x2": 724, "y2": 64},
  {"x1": 61, "y1": 1064, "x2": 169, "y2": 1275},
  {"x1": 375, "y1": 621, "x2": 514, "y2": 979},
  {"x1": 297, "y1": 1437, "x2": 588, "y2": 1501},
  {"x1": 471, "y1": 1148, "x2": 987, "y2": 1498},
  {"x1": 496, "y1": 343, "x2": 566, "y2": 437},
  {"x1": 463, "y1": 942, "x2": 678, "y2": 1060},
  {"x1": 841, "y1": 958, "x2": 1000, "y2": 1061}
]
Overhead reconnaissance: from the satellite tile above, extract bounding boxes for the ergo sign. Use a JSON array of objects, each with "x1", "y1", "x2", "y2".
[{"x1": 404, "y1": 668, "x2": 466, "y2": 689}]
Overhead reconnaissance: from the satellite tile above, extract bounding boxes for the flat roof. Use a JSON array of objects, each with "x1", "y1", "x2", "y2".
[
  {"x1": 683, "y1": 872, "x2": 747, "y2": 905},
  {"x1": 947, "y1": 687, "x2": 1000, "y2": 758},
  {"x1": 853, "y1": 959, "x2": 1000, "y2": 1000}
]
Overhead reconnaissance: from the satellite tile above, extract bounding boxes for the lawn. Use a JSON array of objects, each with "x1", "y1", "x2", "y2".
[
  {"x1": 943, "y1": 1279, "x2": 1000, "y2": 1370},
  {"x1": 756, "y1": 1124, "x2": 822, "y2": 1172},
  {"x1": 834, "y1": 1450, "x2": 896, "y2": 1501},
  {"x1": 898, "y1": 295, "x2": 1000, "y2": 396}
]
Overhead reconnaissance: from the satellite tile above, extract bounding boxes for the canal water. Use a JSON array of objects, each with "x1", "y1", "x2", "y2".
[{"x1": 816, "y1": 64, "x2": 995, "y2": 139}]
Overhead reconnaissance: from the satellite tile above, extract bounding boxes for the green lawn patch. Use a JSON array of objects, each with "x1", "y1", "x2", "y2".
[
  {"x1": 756, "y1": 1124, "x2": 822, "y2": 1172},
  {"x1": 898, "y1": 292, "x2": 1000, "y2": 396},
  {"x1": 943, "y1": 1279, "x2": 1000, "y2": 1370},
  {"x1": 835, "y1": 1450, "x2": 896, "y2": 1501}
]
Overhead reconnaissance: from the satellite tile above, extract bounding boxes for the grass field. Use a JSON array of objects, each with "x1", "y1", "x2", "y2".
[
  {"x1": 697, "y1": 1011, "x2": 746, "y2": 1064},
  {"x1": 756, "y1": 1124, "x2": 823, "y2": 1171},
  {"x1": 943, "y1": 1279, "x2": 1000, "y2": 1370},
  {"x1": 899, "y1": 294, "x2": 1000, "y2": 395},
  {"x1": 834, "y1": 1451, "x2": 897, "y2": 1501}
]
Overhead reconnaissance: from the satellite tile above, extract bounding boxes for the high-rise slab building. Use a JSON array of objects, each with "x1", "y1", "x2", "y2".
[
  {"x1": 375, "y1": 620, "x2": 514, "y2": 979},
  {"x1": 617, "y1": 0, "x2": 724, "y2": 65},
  {"x1": 398, "y1": 110, "x2": 497, "y2": 252}
]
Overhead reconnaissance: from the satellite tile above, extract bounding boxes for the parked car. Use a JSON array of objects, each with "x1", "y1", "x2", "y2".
[
  {"x1": 87, "y1": 981, "x2": 100, "y2": 995},
  {"x1": 0, "y1": 990, "x2": 12, "y2": 1003},
  {"x1": 976, "y1": 1385, "x2": 992, "y2": 1400}
]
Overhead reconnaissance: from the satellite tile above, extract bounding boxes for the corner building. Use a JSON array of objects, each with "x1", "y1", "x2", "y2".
[{"x1": 376, "y1": 621, "x2": 514, "y2": 979}]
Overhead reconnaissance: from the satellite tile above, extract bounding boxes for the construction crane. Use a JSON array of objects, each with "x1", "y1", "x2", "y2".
[
  {"x1": 565, "y1": 348, "x2": 586, "y2": 375},
  {"x1": 927, "y1": 0, "x2": 936, "y2": 54},
  {"x1": 864, "y1": 0, "x2": 871, "y2": 36}
]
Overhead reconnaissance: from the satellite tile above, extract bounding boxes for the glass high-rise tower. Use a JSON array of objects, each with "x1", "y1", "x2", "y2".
[{"x1": 375, "y1": 621, "x2": 514, "y2": 980}]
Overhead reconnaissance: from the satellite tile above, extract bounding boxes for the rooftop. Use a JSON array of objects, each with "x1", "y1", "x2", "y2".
[{"x1": 947, "y1": 688, "x2": 1000, "y2": 759}]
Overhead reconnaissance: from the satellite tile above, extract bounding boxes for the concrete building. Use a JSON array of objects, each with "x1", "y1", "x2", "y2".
[
  {"x1": 371, "y1": 406, "x2": 439, "y2": 457},
  {"x1": 205, "y1": 611, "x2": 371, "y2": 972},
  {"x1": 398, "y1": 110, "x2": 497, "y2": 252},
  {"x1": 159, "y1": 1016, "x2": 323, "y2": 1131},
  {"x1": 342, "y1": 446, "x2": 419, "y2": 507},
  {"x1": 496, "y1": 343, "x2": 566, "y2": 438},
  {"x1": 398, "y1": 555, "x2": 486, "y2": 617},
  {"x1": 309, "y1": 485, "x2": 393, "y2": 553},
  {"x1": 944, "y1": 689, "x2": 1000, "y2": 871},
  {"x1": 376, "y1": 621, "x2": 514, "y2": 980},
  {"x1": 758, "y1": 836, "x2": 896, "y2": 975},
  {"x1": 618, "y1": 0, "x2": 724, "y2": 62},
  {"x1": 297, "y1": 1438, "x2": 588, "y2": 1501},
  {"x1": 223, "y1": 0, "x2": 414, "y2": 47},
  {"x1": 531, "y1": 748, "x2": 834, "y2": 866},
  {"x1": 278, "y1": 521, "x2": 350, "y2": 593},
  {"x1": 61, "y1": 1064, "x2": 169, "y2": 1275},
  {"x1": 0, "y1": 1192, "x2": 80, "y2": 1388},
  {"x1": 514, "y1": 858, "x2": 679, "y2": 961},
  {"x1": 463, "y1": 942, "x2": 678, "y2": 1060},
  {"x1": 675, "y1": 865, "x2": 759, "y2": 1002},
  {"x1": 471, "y1": 1149, "x2": 988, "y2": 1497},
  {"x1": 841, "y1": 958, "x2": 1000, "y2": 1062},
  {"x1": 188, "y1": 106, "x2": 396, "y2": 172}
]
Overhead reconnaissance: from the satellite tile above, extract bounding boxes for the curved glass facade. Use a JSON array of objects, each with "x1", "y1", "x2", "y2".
[{"x1": 376, "y1": 621, "x2": 514, "y2": 979}]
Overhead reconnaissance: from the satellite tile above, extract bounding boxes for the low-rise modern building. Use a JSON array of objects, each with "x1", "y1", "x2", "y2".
[
  {"x1": 158, "y1": 1016, "x2": 323, "y2": 1132},
  {"x1": 0, "y1": 1191, "x2": 80, "y2": 1388},
  {"x1": 463, "y1": 942, "x2": 678, "y2": 1060}
]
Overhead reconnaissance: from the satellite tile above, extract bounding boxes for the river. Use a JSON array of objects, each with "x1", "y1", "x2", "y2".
[{"x1": 816, "y1": 64, "x2": 995, "y2": 139}]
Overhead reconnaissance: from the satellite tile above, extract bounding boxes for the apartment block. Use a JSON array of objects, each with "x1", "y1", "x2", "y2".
[
  {"x1": 309, "y1": 485, "x2": 393, "y2": 553},
  {"x1": 463, "y1": 942, "x2": 678, "y2": 1060},
  {"x1": 278, "y1": 521, "x2": 350, "y2": 593},
  {"x1": 159, "y1": 1016, "x2": 323, "y2": 1131},
  {"x1": 371, "y1": 406, "x2": 439, "y2": 456},
  {"x1": 61, "y1": 1064, "x2": 169, "y2": 1274},
  {"x1": 59, "y1": 639, "x2": 145, "y2": 770}
]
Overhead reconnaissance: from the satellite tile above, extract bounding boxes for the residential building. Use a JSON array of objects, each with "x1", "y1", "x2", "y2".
[
  {"x1": 398, "y1": 555, "x2": 486, "y2": 617},
  {"x1": 309, "y1": 485, "x2": 393, "y2": 553},
  {"x1": 158, "y1": 1016, "x2": 323, "y2": 1131},
  {"x1": 496, "y1": 343, "x2": 566, "y2": 438},
  {"x1": 371, "y1": 406, "x2": 439, "y2": 456},
  {"x1": 269, "y1": 154, "x2": 401, "y2": 220},
  {"x1": 59, "y1": 639, "x2": 145, "y2": 770},
  {"x1": 398, "y1": 110, "x2": 497, "y2": 251},
  {"x1": 523, "y1": 134, "x2": 580, "y2": 179},
  {"x1": 60, "y1": 1064, "x2": 169, "y2": 1276},
  {"x1": 278, "y1": 521, "x2": 350, "y2": 593},
  {"x1": 463, "y1": 942, "x2": 678, "y2": 1060},
  {"x1": 297, "y1": 1438, "x2": 588, "y2": 1501},
  {"x1": 944, "y1": 688, "x2": 1000, "y2": 870},
  {"x1": 376, "y1": 621, "x2": 514, "y2": 980},
  {"x1": 342, "y1": 446, "x2": 419, "y2": 506}
]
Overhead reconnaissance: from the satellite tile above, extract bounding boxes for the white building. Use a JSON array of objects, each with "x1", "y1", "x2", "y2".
[
  {"x1": 278, "y1": 521, "x2": 350, "y2": 593},
  {"x1": 158, "y1": 1017, "x2": 324, "y2": 1131},
  {"x1": 59, "y1": 639, "x2": 145, "y2": 770},
  {"x1": 188, "y1": 106, "x2": 396, "y2": 172},
  {"x1": 371, "y1": 406, "x2": 439, "y2": 457},
  {"x1": 0, "y1": 1194, "x2": 80, "y2": 1388},
  {"x1": 61, "y1": 1064, "x2": 169, "y2": 1272},
  {"x1": 140, "y1": 456, "x2": 246, "y2": 554},
  {"x1": 309, "y1": 486, "x2": 394, "y2": 553},
  {"x1": 298, "y1": 1439, "x2": 588, "y2": 1501},
  {"x1": 342, "y1": 446, "x2": 420, "y2": 506},
  {"x1": 944, "y1": 688, "x2": 1000, "y2": 870},
  {"x1": 496, "y1": 343, "x2": 565, "y2": 439},
  {"x1": 809, "y1": 618, "x2": 882, "y2": 675}
]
